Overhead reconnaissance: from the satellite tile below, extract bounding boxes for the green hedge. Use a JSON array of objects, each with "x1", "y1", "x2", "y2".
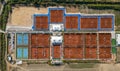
[
  {"x1": 7, "y1": 0, "x2": 120, "y2": 5},
  {"x1": 0, "y1": 4, "x2": 10, "y2": 71},
  {"x1": 0, "y1": 34, "x2": 6, "y2": 71}
]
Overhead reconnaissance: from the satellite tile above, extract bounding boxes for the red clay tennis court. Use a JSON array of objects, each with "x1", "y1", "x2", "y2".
[
  {"x1": 85, "y1": 33, "x2": 97, "y2": 46},
  {"x1": 65, "y1": 16, "x2": 78, "y2": 29},
  {"x1": 35, "y1": 16, "x2": 48, "y2": 30},
  {"x1": 30, "y1": 34, "x2": 50, "y2": 59},
  {"x1": 64, "y1": 33, "x2": 84, "y2": 47},
  {"x1": 100, "y1": 17, "x2": 112, "y2": 29},
  {"x1": 50, "y1": 10, "x2": 63, "y2": 23},
  {"x1": 99, "y1": 33, "x2": 111, "y2": 46},
  {"x1": 53, "y1": 46, "x2": 61, "y2": 58},
  {"x1": 31, "y1": 34, "x2": 37, "y2": 47},
  {"x1": 31, "y1": 47, "x2": 50, "y2": 59},
  {"x1": 64, "y1": 47, "x2": 83, "y2": 59},
  {"x1": 80, "y1": 18, "x2": 98, "y2": 29},
  {"x1": 99, "y1": 47, "x2": 111, "y2": 59},
  {"x1": 64, "y1": 33, "x2": 84, "y2": 59},
  {"x1": 31, "y1": 34, "x2": 50, "y2": 47},
  {"x1": 85, "y1": 47, "x2": 97, "y2": 59}
]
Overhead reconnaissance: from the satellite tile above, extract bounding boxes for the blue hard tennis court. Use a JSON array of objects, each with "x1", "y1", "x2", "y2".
[
  {"x1": 17, "y1": 47, "x2": 28, "y2": 59},
  {"x1": 17, "y1": 33, "x2": 28, "y2": 45}
]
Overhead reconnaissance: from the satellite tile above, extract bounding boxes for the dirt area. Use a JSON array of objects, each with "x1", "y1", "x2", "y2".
[
  {"x1": 66, "y1": 6, "x2": 80, "y2": 13},
  {"x1": 10, "y1": 7, "x2": 48, "y2": 27},
  {"x1": 12, "y1": 63, "x2": 120, "y2": 71},
  {"x1": 98, "y1": 64, "x2": 120, "y2": 71}
]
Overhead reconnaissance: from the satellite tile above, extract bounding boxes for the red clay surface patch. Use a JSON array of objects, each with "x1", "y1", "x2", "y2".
[
  {"x1": 85, "y1": 33, "x2": 97, "y2": 47},
  {"x1": 64, "y1": 33, "x2": 84, "y2": 47},
  {"x1": 99, "y1": 47, "x2": 111, "y2": 59},
  {"x1": 31, "y1": 47, "x2": 50, "y2": 59},
  {"x1": 31, "y1": 34, "x2": 50, "y2": 47},
  {"x1": 64, "y1": 47, "x2": 83, "y2": 59},
  {"x1": 31, "y1": 34, "x2": 37, "y2": 47},
  {"x1": 65, "y1": 16, "x2": 78, "y2": 29},
  {"x1": 85, "y1": 47, "x2": 97, "y2": 59},
  {"x1": 80, "y1": 18, "x2": 98, "y2": 29},
  {"x1": 35, "y1": 16, "x2": 48, "y2": 30},
  {"x1": 101, "y1": 17, "x2": 112, "y2": 28},
  {"x1": 99, "y1": 33, "x2": 111, "y2": 46},
  {"x1": 50, "y1": 10, "x2": 63, "y2": 23},
  {"x1": 53, "y1": 46, "x2": 61, "y2": 58}
]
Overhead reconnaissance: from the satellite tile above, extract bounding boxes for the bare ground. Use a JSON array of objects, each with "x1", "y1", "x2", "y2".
[
  {"x1": 10, "y1": 7, "x2": 48, "y2": 27},
  {"x1": 8, "y1": 63, "x2": 120, "y2": 71}
]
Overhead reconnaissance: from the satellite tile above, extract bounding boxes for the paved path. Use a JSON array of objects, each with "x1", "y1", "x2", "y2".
[{"x1": 0, "y1": 29, "x2": 5, "y2": 33}]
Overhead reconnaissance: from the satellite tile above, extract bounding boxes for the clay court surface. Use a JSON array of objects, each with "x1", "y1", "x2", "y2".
[
  {"x1": 85, "y1": 47, "x2": 97, "y2": 59},
  {"x1": 99, "y1": 33, "x2": 111, "y2": 46},
  {"x1": 64, "y1": 33, "x2": 84, "y2": 47},
  {"x1": 53, "y1": 46, "x2": 61, "y2": 58},
  {"x1": 99, "y1": 47, "x2": 111, "y2": 59},
  {"x1": 50, "y1": 10, "x2": 64, "y2": 23},
  {"x1": 80, "y1": 18, "x2": 98, "y2": 29},
  {"x1": 85, "y1": 33, "x2": 97, "y2": 46},
  {"x1": 31, "y1": 34, "x2": 50, "y2": 47},
  {"x1": 65, "y1": 16, "x2": 78, "y2": 29},
  {"x1": 101, "y1": 17, "x2": 112, "y2": 28},
  {"x1": 31, "y1": 47, "x2": 50, "y2": 59},
  {"x1": 64, "y1": 47, "x2": 83, "y2": 59},
  {"x1": 35, "y1": 16, "x2": 48, "y2": 30},
  {"x1": 30, "y1": 34, "x2": 50, "y2": 59}
]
